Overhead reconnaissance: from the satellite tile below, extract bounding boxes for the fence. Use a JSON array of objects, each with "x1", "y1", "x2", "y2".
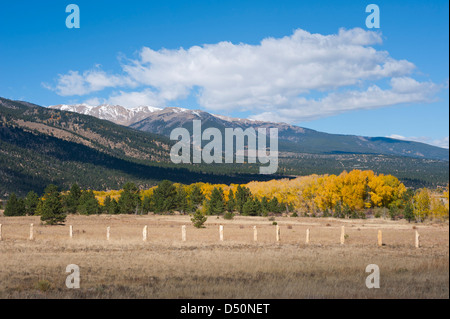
[{"x1": 0, "y1": 223, "x2": 423, "y2": 248}]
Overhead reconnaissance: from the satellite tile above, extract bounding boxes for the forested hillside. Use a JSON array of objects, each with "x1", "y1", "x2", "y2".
[{"x1": 0, "y1": 97, "x2": 448, "y2": 198}]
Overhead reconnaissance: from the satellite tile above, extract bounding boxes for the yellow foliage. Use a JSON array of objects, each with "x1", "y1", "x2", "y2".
[
  {"x1": 93, "y1": 170, "x2": 409, "y2": 213},
  {"x1": 94, "y1": 190, "x2": 122, "y2": 206}
]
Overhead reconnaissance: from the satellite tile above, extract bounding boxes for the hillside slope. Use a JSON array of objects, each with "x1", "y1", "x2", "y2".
[
  {"x1": 0, "y1": 98, "x2": 280, "y2": 197},
  {"x1": 130, "y1": 107, "x2": 449, "y2": 161}
]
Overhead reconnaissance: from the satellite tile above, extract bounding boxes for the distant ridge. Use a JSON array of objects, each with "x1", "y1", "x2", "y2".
[{"x1": 49, "y1": 103, "x2": 449, "y2": 161}]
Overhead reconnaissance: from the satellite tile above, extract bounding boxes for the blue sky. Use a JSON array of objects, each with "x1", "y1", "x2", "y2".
[{"x1": 0, "y1": 0, "x2": 448, "y2": 148}]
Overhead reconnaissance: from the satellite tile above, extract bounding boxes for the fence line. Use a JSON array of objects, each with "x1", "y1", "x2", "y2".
[{"x1": 0, "y1": 223, "x2": 423, "y2": 247}]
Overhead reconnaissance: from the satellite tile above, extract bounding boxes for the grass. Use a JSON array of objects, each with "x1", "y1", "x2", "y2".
[{"x1": 0, "y1": 214, "x2": 448, "y2": 299}]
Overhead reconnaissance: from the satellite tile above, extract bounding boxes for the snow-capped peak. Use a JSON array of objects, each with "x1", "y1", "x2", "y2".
[{"x1": 48, "y1": 103, "x2": 162, "y2": 126}]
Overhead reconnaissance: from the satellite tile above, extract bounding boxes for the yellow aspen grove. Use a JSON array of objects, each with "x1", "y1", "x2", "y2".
[{"x1": 95, "y1": 170, "x2": 412, "y2": 218}]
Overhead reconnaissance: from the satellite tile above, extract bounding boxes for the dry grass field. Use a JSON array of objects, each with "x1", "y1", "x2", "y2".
[{"x1": 0, "y1": 213, "x2": 448, "y2": 299}]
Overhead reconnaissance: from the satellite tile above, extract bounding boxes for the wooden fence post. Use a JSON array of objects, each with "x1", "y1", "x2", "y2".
[
  {"x1": 69, "y1": 225, "x2": 73, "y2": 239},
  {"x1": 340, "y1": 226, "x2": 345, "y2": 245},
  {"x1": 143, "y1": 225, "x2": 148, "y2": 242},
  {"x1": 276, "y1": 225, "x2": 280, "y2": 242},
  {"x1": 219, "y1": 225, "x2": 224, "y2": 241},
  {"x1": 306, "y1": 229, "x2": 310, "y2": 244},
  {"x1": 182, "y1": 225, "x2": 186, "y2": 242},
  {"x1": 415, "y1": 230, "x2": 420, "y2": 248},
  {"x1": 0, "y1": 224, "x2": 2, "y2": 241},
  {"x1": 378, "y1": 230, "x2": 383, "y2": 247},
  {"x1": 29, "y1": 224, "x2": 34, "y2": 241},
  {"x1": 106, "y1": 226, "x2": 110, "y2": 241},
  {"x1": 253, "y1": 226, "x2": 257, "y2": 242}
]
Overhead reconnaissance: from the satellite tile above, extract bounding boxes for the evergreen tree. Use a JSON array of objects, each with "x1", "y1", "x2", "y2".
[
  {"x1": 333, "y1": 202, "x2": 343, "y2": 218},
  {"x1": 235, "y1": 185, "x2": 252, "y2": 213},
  {"x1": 268, "y1": 197, "x2": 281, "y2": 214},
  {"x1": 242, "y1": 197, "x2": 262, "y2": 216},
  {"x1": 226, "y1": 189, "x2": 236, "y2": 212},
  {"x1": 152, "y1": 180, "x2": 177, "y2": 213},
  {"x1": 175, "y1": 185, "x2": 189, "y2": 214},
  {"x1": 206, "y1": 187, "x2": 225, "y2": 215},
  {"x1": 389, "y1": 204, "x2": 399, "y2": 220},
  {"x1": 64, "y1": 183, "x2": 82, "y2": 214},
  {"x1": 191, "y1": 210, "x2": 207, "y2": 228},
  {"x1": 104, "y1": 196, "x2": 120, "y2": 215},
  {"x1": 189, "y1": 184, "x2": 204, "y2": 212},
  {"x1": 142, "y1": 195, "x2": 153, "y2": 214},
  {"x1": 38, "y1": 185, "x2": 66, "y2": 225},
  {"x1": 4, "y1": 193, "x2": 26, "y2": 216},
  {"x1": 118, "y1": 182, "x2": 142, "y2": 214},
  {"x1": 342, "y1": 203, "x2": 352, "y2": 218},
  {"x1": 260, "y1": 196, "x2": 269, "y2": 216},
  {"x1": 78, "y1": 190, "x2": 100, "y2": 215},
  {"x1": 24, "y1": 191, "x2": 39, "y2": 216},
  {"x1": 404, "y1": 202, "x2": 414, "y2": 223}
]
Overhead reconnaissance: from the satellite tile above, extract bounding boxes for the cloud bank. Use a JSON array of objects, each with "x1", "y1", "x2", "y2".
[{"x1": 44, "y1": 28, "x2": 442, "y2": 123}]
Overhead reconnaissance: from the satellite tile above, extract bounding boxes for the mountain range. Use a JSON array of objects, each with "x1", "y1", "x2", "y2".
[
  {"x1": 0, "y1": 97, "x2": 279, "y2": 197},
  {"x1": 0, "y1": 97, "x2": 447, "y2": 198},
  {"x1": 49, "y1": 103, "x2": 449, "y2": 161}
]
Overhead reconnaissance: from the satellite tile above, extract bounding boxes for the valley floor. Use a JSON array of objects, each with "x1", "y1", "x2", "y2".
[{"x1": 0, "y1": 214, "x2": 448, "y2": 299}]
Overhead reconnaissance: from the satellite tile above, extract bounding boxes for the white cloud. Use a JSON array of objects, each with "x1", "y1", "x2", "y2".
[
  {"x1": 44, "y1": 69, "x2": 135, "y2": 96},
  {"x1": 45, "y1": 27, "x2": 441, "y2": 120},
  {"x1": 250, "y1": 77, "x2": 440, "y2": 122},
  {"x1": 105, "y1": 89, "x2": 168, "y2": 108},
  {"x1": 387, "y1": 134, "x2": 449, "y2": 149}
]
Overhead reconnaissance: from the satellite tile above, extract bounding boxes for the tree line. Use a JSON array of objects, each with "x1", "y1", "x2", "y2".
[
  {"x1": 2, "y1": 180, "x2": 286, "y2": 225},
  {"x1": 2, "y1": 170, "x2": 448, "y2": 225}
]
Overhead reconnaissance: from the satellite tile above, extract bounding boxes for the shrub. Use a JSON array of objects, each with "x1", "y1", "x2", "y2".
[
  {"x1": 35, "y1": 280, "x2": 52, "y2": 292},
  {"x1": 191, "y1": 210, "x2": 207, "y2": 228},
  {"x1": 223, "y1": 211, "x2": 235, "y2": 220}
]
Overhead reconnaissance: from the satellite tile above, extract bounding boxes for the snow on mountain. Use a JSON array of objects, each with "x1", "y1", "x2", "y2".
[
  {"x1": 48, "y1": 104, "x2": 162, "y2": 126},
  {"x1": 49, "y1": 102, "x2": 276, "y2": 129}
]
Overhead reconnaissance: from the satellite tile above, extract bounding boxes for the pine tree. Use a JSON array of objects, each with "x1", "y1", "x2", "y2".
[
  {"x1": 226, "y1": 189, "x2": 236, "y2": 213},
  {"x1": 78, "y1": 190, "x2": 100, "y2": 215},
  {"x1": 235, "y1": 185, "x2": 251, "y2": 214},
  {"x1": 389, "y1": 204, "x2": 399, "y2": 220},
  {"x1": 206, "y1": 187, "x2": 225, "y2": 215},
  {"x1": 142, "y1": 196, "x2": 153, "y2": 214},
  {"x1": 104, "y1": 196, "x2": 120, "y2": 215},
  {"x1": 24, "y1": 191, "x2": 39, "y2": 216},
  {"x1": 118, "y1": 182, "x2": 142, "y2": 214},
  {"x1": 189, "y1": 184, "x2": 204, "y2": 212},
  {"x1": 175, "y1": 185, "x2": 188, "y2": 214},
  {"x1": 260, "y1": 196, "x2": 269, "y2": 216},
  {"x1": 242, "y1": 197, "x2": 261, "y2": 216},
  {"x1": 4, "y1": 193, "x2": 26, "y2": 216},
  {"x1": 268, "y1": 197, "x2": 281, "y2": 214},
  {"x1": 39, "y1": 185, "x2": 66, "y2": 225},
  {"x1": 64, "y1": 183, "x2": 82, "y2": 214},
  {"x1": 333, "y1": 202, "x2": 343, "y2": 218},
  {"x1": 152, "y1": 180, "x2": 177, "y2": 213},
  {"x1": 404, "y1": 202, "x2": 414, "y2": 223},
  {"x1": 191, "y1": 210, "x2": 207, "y2": 228}
]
